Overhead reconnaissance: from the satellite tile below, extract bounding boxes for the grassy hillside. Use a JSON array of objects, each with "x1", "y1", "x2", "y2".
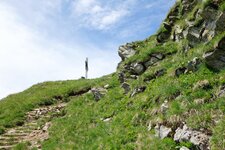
[{"x1": 0, "y1": 0, "x2": 225, "y2": 150}]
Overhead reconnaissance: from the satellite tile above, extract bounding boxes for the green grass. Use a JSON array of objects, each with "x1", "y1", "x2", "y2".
[{"x1": 0, "y1": 75, "x2": 112, "y2": 131}]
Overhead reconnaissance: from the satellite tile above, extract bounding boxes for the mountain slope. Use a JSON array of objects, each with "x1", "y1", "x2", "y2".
[{"x1": 0, "y1": 0, "x2": 225, "y2": 150}]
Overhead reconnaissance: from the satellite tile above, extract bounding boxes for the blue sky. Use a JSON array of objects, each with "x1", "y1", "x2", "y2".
[{"x1": 0, "y1": 0, "x2": 175, "y2": 99}]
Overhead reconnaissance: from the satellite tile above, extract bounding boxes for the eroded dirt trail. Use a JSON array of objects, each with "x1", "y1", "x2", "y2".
[{"x1": 0, "y1": 102, "x2": 67, "y2": 150}]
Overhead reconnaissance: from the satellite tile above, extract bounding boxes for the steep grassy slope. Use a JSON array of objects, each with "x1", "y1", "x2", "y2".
[{"x1": 0, "y1": 0, "x2": 225, "y2": 150}]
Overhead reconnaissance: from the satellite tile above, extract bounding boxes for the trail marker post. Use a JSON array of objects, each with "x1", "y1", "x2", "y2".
[{"x1": 85, "y1": 57, "x2": 88, "y2": 79}]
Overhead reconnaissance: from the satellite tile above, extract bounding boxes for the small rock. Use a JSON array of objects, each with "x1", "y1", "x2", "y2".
[
  {"x1": 194, "y1": 98, "x2": 206, "y2": 105},
  {"x1": 175, "y1": 67, "x2": 187, "y2": 77},
  {"x1": 91, "y1": 88, "x2": 107, "y2": 101},
  {"x1": 185, "y1": 57, "x2": 201, "y2": 73},
  {"x1": 118, "y1": 72, "x2": 125, "y2": 83},
  {"x1": 147, "y1": 121, "x2": 152, "y2": 131},
  {"x1": 193, "y1": 80, "x2": 211, "y2": 90},
  {"x1": 174, "y1": 124, "x2": 192, "y2": 142},
  {"x1": 104, "y1": 84, "x2": 110, "y2": 89},
  {"x1": 155, "y1": 69, "x2": 166, "y2": 77},
  {"x1": 130, "y1": 75, "x2": 138, "y2": 79},
  {"x1": 160, "y1": 100, "x2": 169, "y2": 114},
  {"x1": 143, "y1": 75, "x2": 155, "y2": 83},
  {"x1": 144, "y1": 57, "x2": 159, "y2": 68},
  {"x1": 155, "y1": 125, "x2": 172, "y2": 139},
  {"x1": 121, "y1": 82, "x2": 130, "y2": 94},
  {"x1": 151, "y1": 53, "x2": 165, "y2": 60},
  {"x1": 180, "y1": 146, "x2": 190, "y2": 150},
  {"x1": 217, "y1": 84, "x2": 225, "y2": 97},
  {"x1": 130, "y1": 86, "x2": 146, "y2": 97}
]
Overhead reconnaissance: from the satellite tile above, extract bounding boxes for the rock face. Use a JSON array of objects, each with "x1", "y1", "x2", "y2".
[
  {"x1": 204, "y1": 37, "x2": 225, "y2": 70},
  {"x1": 118, "y1": 43, "x2": 136, "y2": 61},
  {"x1": 174, "y1": 124, "x2": 210, "y2": 150}
]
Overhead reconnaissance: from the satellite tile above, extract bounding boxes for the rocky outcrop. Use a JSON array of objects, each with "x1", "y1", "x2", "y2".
[
  {"x1": 175, "y1": 57, "x2": 201, "y2": 77},
  {"x1": 174, "y1": 124, "x2": 210, "y2": 150},
  {"x1": 118, "y1": 43, "x2": 136, "y2": 61},
  {"x1": 204, "y1": 37, "x2": 225, "y2": 70}
]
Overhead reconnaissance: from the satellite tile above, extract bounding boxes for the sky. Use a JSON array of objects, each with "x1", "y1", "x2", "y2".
[{"x1": 0, "y1": 0, "x2": 175, "y2": 99}]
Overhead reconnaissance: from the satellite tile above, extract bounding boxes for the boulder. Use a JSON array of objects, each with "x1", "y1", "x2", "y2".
[
  {"x1": 121, "y1": 82, "x2": 131, "y2": 94},
  {"x1": 185, "y1": 26, "x2": 203, "y2": 46},
  {"x1": 118, "y1": 43, "x2": 136, "y2": 61},
  {"x1": 130, "y1": 63, "x2": 145, "y2": 75},
  {"x1": 204, "y1": 37, "x2": 225, "y2": 70},
  {"x1": 155, "y1": 125, "x2": 172, "y2": 139}
]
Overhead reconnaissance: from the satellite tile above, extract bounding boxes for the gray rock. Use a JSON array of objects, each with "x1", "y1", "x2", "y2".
[
  {"x1": 175, "y1": 67, "x2": 187, "y2": 77},
  {"x1": 121, "y1": 82, "x2": 130, "y2": 94},
  {"x1": 174, "y1": 124, "x2": 210, "y2": 150},
  {"x1": 144, "y1": 57, "x2": 159, "y2": 68},
  {"x1": 215, "y1": 12, "x2": 225, "y2": 33},
  {"x1": 118, "y1": 72, "x2": 125, "y2": 83},
  {"x1": 173, "y1": 25, "x2": 184, "y2": 41},
  {"x1": 174, "y1": 124, "x2": 192, "y2": 142},
  {"x1": 118, "y1": 43, "x2": 136, "y2": 61},
  {"x1": 160, "y1": 100, "x2": 169, "y2": 114},
  {"x1": 130, "y1": 86, "x2": 146, "y2": 97},
  {"x1": 217, "y1": 84, "x2": 225, "y2": 97},
  {"x1": 151, "y1": 53, "x2": 164, "y2": 60},
  {"x1": 155, "y1": 69, "x2": 166, "y2": 77},
  {"x1": 185, "y1": 26, "x2": 202, "y2": 46},
  {"x1": 193, "y1": 80, "x2": 211, "y2": 90},
  {"x1": 190, "y1": 131, "x2": 210, "y2": 150},
  {"x1": 131, "y1": 63, "x2": 145, "y2": 75},
  {"x1": 91, "y1": 88, "x2": 107, "y2": 101},
  {"x1": 180, "y1": 146, "x2": 190, "y2": 150},
  {"x1": 155, "y1": 125, "x2": 172, "y2": 139},
  {"x1": 185, "y1": 57, "x2": 201, "y2": 73},
  {"x1": 204, "y1": 37, "x2": 225, "y2": 70}
]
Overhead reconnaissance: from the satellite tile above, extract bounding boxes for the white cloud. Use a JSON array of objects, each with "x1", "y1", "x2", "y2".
[
  {"x1": 0, "y1": 2, "x2": 119, "y2": 99},
  {"x1": 71, "y1": 0, "x2": 133, "y2": 30}
]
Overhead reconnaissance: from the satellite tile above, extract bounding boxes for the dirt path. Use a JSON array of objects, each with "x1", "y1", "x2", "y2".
[{"x1": 0, "y1": 102, "x2": 67, "y2": 150}]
